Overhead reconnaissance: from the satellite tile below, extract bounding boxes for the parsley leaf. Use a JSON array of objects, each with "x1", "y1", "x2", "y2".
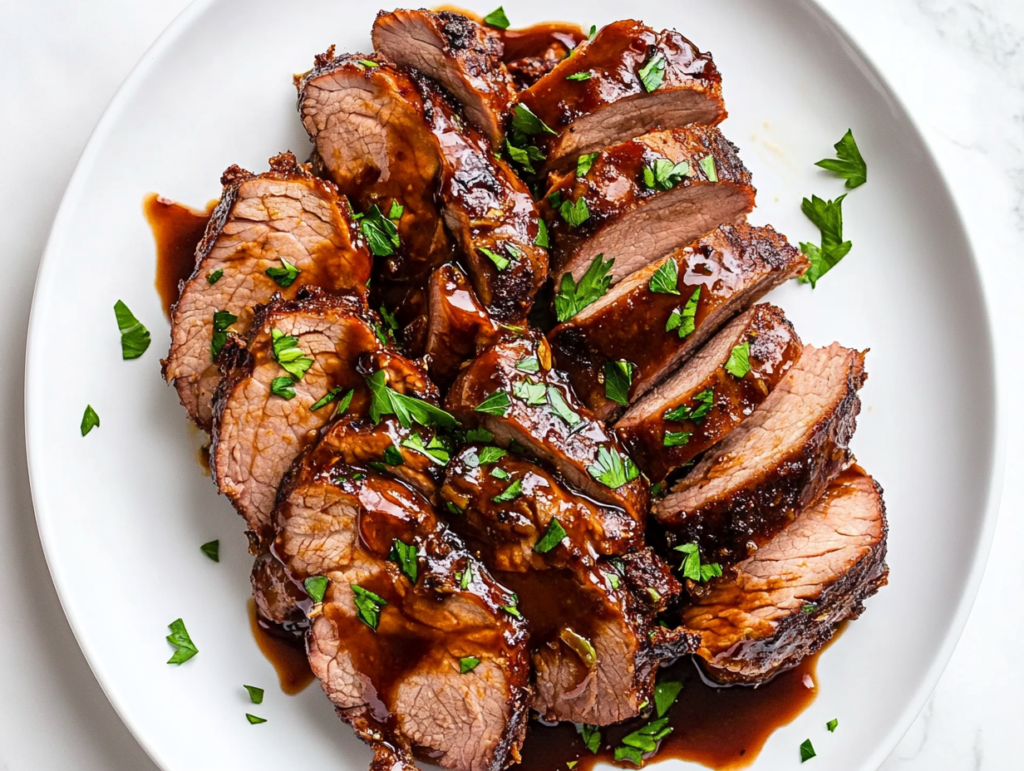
[
  {"x1": 513, "y1": 378, "x2": 548, "y2": 406},
  {"x1": 464, "y1": 427, "x2": 494, "y2": 443},
  {"x1": 200, "y1": 540, "x2": 219, "y2": 562},
  {"x1": 80, "y1": 405, "x2": 100, "y2": 437},
  {"x1": 587, "y1": 446, "x2": 639, "y2": 489},
  {"x1": 800, "y1": 739, "x2": 816, "y2": 762},
  {"x1": 310, "y1": 386, "x2": 353, "y2": 414},
  {"x1": 578, "y1": 724, "x2": 601, "y2": 754},
  {"x1": 270, "y1": 376, "x2": 296, "y2": 400},
  {"x1": 210, "y1": 309, "x2": 237, "y2": 360},
  {"x1": 801, "y1": 603, "x2": 817, "y2": 614},
  {"x1": 643, "y1": 159, "x2": 690, "y2": 191},
  {"x1": 401, "y1": 434, "x2": 450, "y2": 465},
  {"x1": 699, "y1": 154, "x2": 718, "y2": 182},
  {"x1": 476, "y1": 446, "x2": 507, "y2": 465},
  {"x1": 304, "y1": 576, "x2": 329, "y2": 604},
  {"x1": 653, "y1": 681, "x2": 683, "y2": 717},
  {"x1": 475, "y1": 390, "x2": 511, "y2": 416},
  {"x1": 664, "y1": 388, "x2": 714, "y2": 423},
  {"x1": 604, "y1": 571, "x2": 621, "y2": 590},
  {"x1": 553, "y1": 253, "x2": 613, "y2": 322},
  {"x1": 505, "y1": 139, "x2": 547, "y2": 174},
  {"x1": 480, "y1": 246, "x2": 511, "y2": 270},
  {"x1": 351, "y1": 584, "x2": 388, "y2": 630},
  {"x1": 114, "y1": 300, "x2": 151, "y2": 360},
  {"x1": 456, "y1": 563, "x2": 473, "y2": 589},
  {"x1": 675, "y1": 543, "x2": 723, "y2": 583},
  {"x1": 797, "y1": 194, "x2": 853, "y2": 288},
  {"x1": 826, "y1": 718, "x2": 838, "y2": 733},
  {"x1": 559, "y1": 197, "x2": 590, "y2": 227},
  {"x1": 389, "y1": 200, "x2": 404, "y2": 219},
  {"x1": 491, "y1": 467, "x2": 509, "y2": 479},
  {"x1": 516, "y1": 355, "x2": 541, "y2": 373},
  {"x1": 244, "y1": 685, "x2": 264, "y2": 704},
  {"x1": 665, "y1": 287, "x2": 700, "y2": 338},
  {"x1": 603, "y1": 360, "x2": 634, "y2": 406},
  {"x1": 664, "y1": 431, "x2": 691, "y2": 447},
  {"x1": 534, "y1": 518, "x2": 567, "y2": 553},
  {"x1": 364, "y1": 370, "x2": 458, "y2": 429},
  {"x1": 483, "y1": 6, "x2": 510, "y2": 29},
  {"x1": 502, "y1": 600, "x2": 522, "y2": 618},
  {"x1": 207, "y1": 269, "x2": 223, "y2": 284},
  {"x1": 535, "y1": 218, "x2": 549, "y2": 247},
  {"x1": 511, "y1": 104, "x2": 557, "y2": 137},
  {"x1": 383, "y1": 444, "x2": 404, "y2": 466},
  {"x1": 389, "y1": 539, "x2": 418, "y2": 583},
  {"x1": 815, "y1": 129, "x2": 867, "y2": 189},
  {"x1": 272, "y1": 329, "x2": 314, "y2": 380},
  {"x1": 360, "y1": 204, "x2": 400, "y2": 257},
  {"x1": 166, "y1": 618, "x2": 198, "y2": 665},
  {"x1": 566, "y1": 71, "x2": 592, "y2": 81},
  {"x1": 648, "y1": 259, "x2": 680, "y2": 294},
  {"x1": 619, "y1": 716, "x2": 673, "y2": 759},
  {"x1": 460, "y1": 656, "x2": 481, "y2": 673},
  {"x1": 724, "y1": 341, "x2": 751, "y2": 378},
  {"x1": 265, "y1": 257, "x2": 301, "y2": 288},
  {"x1": 492, "y1": 478, "x2": 523, "y2": 503},
  {"x1": 547, "y1": 385, "x2": 581, "y2": 426},
  {"x1": 638, "y1": 52, "x2": 666, "y2": 92},
  {"x1": 246, "y1": 714, "x2": 267, "y2": 725},
  {"x1": 358, "y1": 59, "x2": 378, "y2": 68},
  {"x1": 576, "y1": 152, "x2": 599, "y2": 178}
]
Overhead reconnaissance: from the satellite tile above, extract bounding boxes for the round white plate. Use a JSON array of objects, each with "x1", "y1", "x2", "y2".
[{"x1": 25, "y1": 0, "x2": 1001, "y2": 769}]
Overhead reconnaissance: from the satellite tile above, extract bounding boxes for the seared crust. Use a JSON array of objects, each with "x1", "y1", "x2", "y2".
[
  {"x1": 683, "y1": 467, "x2": 889, "y2": 684},
  {"x1": 501, "y1": 22, "x2": 586, "y2": 89},
  {"x1": 540, "y1": 127, "x2": 755, "y2": 286},
  {"x1": 549, "y1": 224, "x2": 809, "y2": 421},
  {"x1": 515, "y1": 20, "x2": 726, "y2": 170},
  {"x1": 424, "y1": 263, "x2": 500, "y2": 387}
]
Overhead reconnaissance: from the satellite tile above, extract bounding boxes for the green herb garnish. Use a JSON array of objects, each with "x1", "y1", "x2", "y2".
[
  {"x1": 638, "y1": 52, "x2": 666, "y2": 92},
  {"x1": 270, "y1": 376, "x2": 296, "y2": 400},
  {"x1": 826, "y1": 718, "x2": 838, "y2": 732},
  {"x1": 360, "y1": 204, "x2": 401, "y2": 257},
  {"x1": 207, "y1": 269, "x2": 224, "y2": 285},
  {"x1": 457, "y1": 563, "x2": 473, "y2": 589},
  {"x1": 492, "y1": 478, "x2": 523, "y2": 503},
  {"x1": 114, "y1": 300, "x2": 151, "y2": 360},
  {"x1": 81, "y1": 405, "x2": 100, "y2": 436},
  {"x1": 351, "y1": 584, "x2": 388, "y2": 630},
  {"x1": 724, "y1": 341, "x2": 751, "y2": 378},
  {"x1": 476, "y1": 446, "x2": 507, "y2": 465},
  {"x1": 511, "y1": 104, "x2": 557, "y2": 137},
  {"x1": 365, "y1": 370, "x2": 458, "y2": 429},
  {"x1": 675, "y1": 543, "x2": 723, "y2": 583},
  {"x1": 648, "y1": 259, "x2": 680, "y2": 295},
  {"x1": 358, "y1": 59, "x2": 378, "y2": 68},
  {"x1": 800, "y1": 739, "x2": 816, "y2": 762},
  {"x1": 244, "y1": 685, "x2": 264, "y2": 704},
  {"x1": 483, "y1": 6, "x2": 510, "y2": 29},
  {"x1": 663, "y1": 431, "x2": 691, "y2": 448},
  {"x1": 665, "y1": 287, "x2": 700, "y2": 338},
  {"x1": 664, "y1": 388, "x2": 714, "y2": 423},
  {"x1": 265, "y1": 257, "x2": 300, "y2": 287},
  {"x1": 553, "y1": 253, "x2": 613, "y2": 322},
  {"x1": 200, "y1": 540, "x2": 219, "y2": 562},
  {"x1": 547, "y1": 386, "x2": 581, "y2": 426},
  {"x1": 459, "y1": 656, "x2": 482, "y2": 673},
  {"x1": 304, "y1": 575, "x2": 329, "y2": 604},
  {"x1": 166, "y1": 618, "x2": 198, "y2": 664},
  {"x1": 389, "y1": 539, "x2": 418, "y2": 583},
  {"x1": 566, "y1": 71, "x2": 592, "y2": 81},
  {"x1": 475, "y1": 390, "x2": 511, "y2": 416},
  {"x1": 513, "y1": 378, "x2": 547, "y2": 406},
  {"x1": 798, "y1": 194, "x2": 852, "y2": 288},
  {"x1": 535, "y1": 218, "x2": 549, "y2": 247},
  {"x1": 576, "y1": 152, "x2": 599, "y2": 177},
  {"x1": 383, "y1": 444, "x2": 405, "y2": 466},
  {"x1": 516, "y1": 355, "x2": 541, "y2": 373},
  {"x1": 210, "y1": 309, "x2": 237, "y2": 360},
  {"x1": 401, "y1": 434, "x2": 450, "y2": 465},
  {"x1": 587, "y1": 446, "x2": 639, "y2": 489},
  {"x1": 480, "y1": 246, "x2": 510, "y2": 270},
  {"x1": 534, "y1": 518, "x2": 567, "y2": 553},
  {"x1": 578, "y1": 724, "x2": 601, "y2": 753},
  {"x1": 603, "y1": 360, "x2": 634, "y2": 406},
  {"x1": 653, "y1": 681, "x2": 683, "y2": 717},
  {"x1": 816, "y1": 129, "x2": 866, "y2": 189},
  {"x1": 559, "y1": 197, "x2": 589, "y2": 227},
  {"x1": 643, "y1": 159, "x2": 690, "y2": 191},
  {"x1": 699, "y1": 154, "x2": 718, "y2": 182},
  {"x1": 246, "y1": 714, "x2": 267, "y2": 725},
  {"x1": 310, "y1": 386, "x2": 352, "y2": 413}
]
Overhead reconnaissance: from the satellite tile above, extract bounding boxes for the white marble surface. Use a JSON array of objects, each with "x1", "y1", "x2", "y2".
[{"x1": 0, "y1": 0, "x2": 1020, "y2": 768}]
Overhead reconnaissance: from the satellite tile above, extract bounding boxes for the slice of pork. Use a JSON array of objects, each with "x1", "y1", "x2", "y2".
[
  {"x1": 541, "y1": 127, "x2": 755, "y2": 288},
  {"x1": 372, "y1": 9, "x2": 516, "y2": 147},
  {"x1": 445, "y1": 337, "x2": 649, "y2": 522},
  {"x1": 424, "y1": 263, "x2": 499, "y2": 387},
  {"x1": 683, "y1": 467, "x2": 889, "y2": 685},
  {"x1": 515, "y1": 20, "x2": 726, "y2": 170},
  {"x1": 501, "y1": 22, "x2": 586, "y2": 89},
  {"x1": 549, "y1": 224, "x2": 808, "y2": 421},
  {"x1": 162, "y1": 152, "x2": 371, "y2": 429},
  {"x1": 210, "y1": 289, "x2": 433, "y2": 543},
  {"x1": 654, "y1": 343, "x2": 867, "y2": 564},
  {"x1": 617, "y1": 304, "x2": 803, "y2": 482},
  {"x1": 275, "y1": 460, "x2": 531, "y2": 771}
]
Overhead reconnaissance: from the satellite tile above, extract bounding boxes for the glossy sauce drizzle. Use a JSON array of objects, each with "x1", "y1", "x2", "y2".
[
  {"x1": 143, "y1": 193, "x2": 215, "y2": 318},
  {"x1": 247, "y1": 599, "x2": 315, "y2": 695}
]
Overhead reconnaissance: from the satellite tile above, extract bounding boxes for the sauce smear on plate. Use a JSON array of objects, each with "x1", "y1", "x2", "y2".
[
  {"x1": 247, "y1": 599, "x2": 314, "y2": 695},
  {"x1": 143, "y1": 193, "x2": 215, "y2": 318}
]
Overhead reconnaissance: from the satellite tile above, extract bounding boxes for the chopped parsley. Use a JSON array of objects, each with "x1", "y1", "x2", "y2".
[
  {"x1": 200, "y1": 539, "x2": 219, "y2": 562},
  {"x1": 513, "y1": 378, "x2": 547, "y2": 406},
  {"x1": 270, "y1": 376, "x2": 296, "y2": 400},
  {"x1": 206, "y1": 269, "x2": 223, "y2": 285},
  {"x1": 360, "y1": 204, "x2": 401, "y2": 257},
  {"x1": 480, "y1": 246, "x2": 511, "y2": 270},
  {"x1": 389, "y1": 200, "x2": 403, "y2": 219},
  {"x1": 604, "y1": 571, "x2": 621, "y2": 590},
  {"x1": 798, "y1": 194, "x2": 852, "y2": 288},
  {"x1": 535, "y1": 218, "x2": 549, "y2": 247},
  {"x1": 310, "y1": 386, "x2": 353, "y2": 414},
  {"x1": 800, "y1": 739, "x2": 816, "y2": 762},
  {"x1": 491, "y1": 467, "x2": 509, "y2": 480},
  {"x1": 358, "y1": 59, "x2": 378, "y2": 68},
  {"x1": 445, "y1": 500, "x2": 465, "y2": 517},
  {"x1": 648, "y1": 259, "x2": 680, "y2": 295},
  {"x1": 663, "y1": 431, "x2": 691, "y2": 448},
  {"x1": 665, "y1": 287, "x2": 700, "y2": 338},
  {"x1": 653, "y1": 680, "x2": 683, "y2": 717},
  {"x1": 272, "y1": 329, "x2": 313, "y2": 380},
  {"x1": 576, "y1": 152, "x2": 599, "y2": 178},
  {"x1": 559, "y1": 197, "x2": 590, "y2": 227},
  {"x1": 456, "y1": 563, "x2": 473, "y2": 589},
  {"x1": 547, "y1": 386, "x2": 581, "y2": 427},
  {"x1": 603, "y1": 360, "x2": 635, "y2": 406},
  {"x1": 388, "y1": 539, "x2": 418, "y2": 583},
  {"x1": 616, "y1": 716, "x2": 672, "y2": 764},
  {"x1": 246, "y1": 714, "x2": 267, "y2": 725},
  {"x1": 502, "y1": 595, "x2": 522, "y2": 618},
  {"x1": 475, "y1": 390, "x2": 511, "y2": 416},
  {"x1": 365, "y1": 370, "x2": 458, "y2": 429},
  {"x1": 826, "y1": 718, "x2": 838, "y2": 732},
  {"x1": 516, "y1": 355, "x2": 541, "y2": 373},
  {"x1": 351, "y1": 584, "x2": 388, "y2": 630},
  {"x1": 166, "y1": 618, "x2": 198, "y2": 665},
  {"x1": 459, "y1": 656, "x2": 482, "y2": 673},
  {"x1": 553, "y1": 253, "x2": 613, "y2": 322},
  {"x1": 244, "y1": 685, "x2": 264, "y2": 704},
  {"x1": 534, "y1": 518, "x2": 567, "y2": 553},
  {"x1": 566, "y1": 71, "x2": 592, "y2": 81},
  {"x1": 492, "y1": 478, "x2": 523, "y2": 503},
  {"x1": 80, "y1": 405, "x2": 100, "y2": 437},
  {"x1": 588, "y1": 24, "x2": 597, "y2": 40},
  {"x1": 547, "y1": 191, "x2": 564, "y2": 209},
  {"x1": 476, "y1": 446, "x2": 507, "y2": 465},
  {"x1": 401, "y1": 434, "x2": 450, "y2": 465},
  {"x1": 638, "y1": 52, "x2": 666, "y2": 92},
  {"x1": 578, "y1": 724, "x2": 601, "y2": 753},
  {"x1": 643, "y1": 159, "x2": 690, "y2": 191},
  {"x1": 724, "y1": 341, "x2": 751, "y2": 378},
  {"x1": 801, "y1": 603, "x2": 817, "y2": 614},
  {"x1": 483, "y1": 5, "x2": 510, "y2": 29},
  {"x1": 383, "y1": 444, "x2": 404, "y2": 466},
  {"x1": 699, "y1": 154, "x2": 718, "y2": 182},
  {"x1": 815, "y1": 129, "x2": 867, "y2": 189},
  {"x1": 114, "y1": 300, "x2": 151, "y2": 360},
  {"x1": 506, "y1": 140, "x2": 547, "y2": 174},
  {"x1": 511, "y1": 104, "x2": 557, "y2": 137},
  {"x1": 464, "y1": 427, "x2": 495, "y2": 443},
  {"x1": 675, "y1": 543, "x2": 723, "y2": 583},
  {"x1": 210, "y1": 309, "x2": 237, "y2": 360},
  {"x1": 304, "y1": 576, "x2": 329, "y2": 604},
  {"x1": 587, "y1": 446, "x2": 639, "y2": 489},
  {"x1": 664, "y1": 388, "x2": 714, "y2": 423},
  {"x1": 265, "y1": 257, "x2": 300, "y2": 287}
]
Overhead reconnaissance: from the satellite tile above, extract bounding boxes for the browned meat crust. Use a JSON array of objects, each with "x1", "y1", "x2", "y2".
[
  {"x1": 683, "y1": 467, "x2": 889, "y2": 684},
  {"x1": 540, "y1": 127, "x2": 755, "y2": 287},
  {"x1": 617, "y1": 304, "x2": 804, "y2": 481},
  {"x1": 549, "y1": 224, "x2": 809, "y2": 421},
  {"x1": 424, "y1": 263, "x2": 500, "y2": 387},
  {"x1": 501, "y1": 22, "x2": 585, "y2": 89},
  {"x1": 515, "y1": 20, "x2": 726, "y2": 170}
]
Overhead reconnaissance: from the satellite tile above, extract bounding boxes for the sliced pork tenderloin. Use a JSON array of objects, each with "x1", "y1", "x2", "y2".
[
  {"x1": 425, "y1": 263, "x2": 500, "y2": 386},
  {"x1": 540, "y1": 126, "x2": 755, "y2": 288},
  {"x1": 514, "y1": 20, "x2": 725, "y2": 171},
  {"x1": 683, "y1": 467, "x2": 888, "y2": 685},
  {"x1": 617, "y1": 304, "x2": 803, "y2": 482},
  {"x1": 549, "y1": 224, "x2": 808, "y2": 420},
  {"x1": 162, "y1": 152, "x2": 371, "y2": 429},
  {"x1": 501, "y1": 22, "x2": 586, "y2": 89},
  {"x1": 654, "y1": 343, "x2": 867, "y2": 564}
]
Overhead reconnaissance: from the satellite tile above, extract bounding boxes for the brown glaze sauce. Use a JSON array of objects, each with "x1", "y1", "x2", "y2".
[
  {"x1": 247, "y1": 599, "x2": 315, "y2": 695},
  {"x1": 143, "y1": 193, "x2": 215, "y2": 319},
  {"x1": 518, "y1": 641, "x2": 833, "y2": 771}
]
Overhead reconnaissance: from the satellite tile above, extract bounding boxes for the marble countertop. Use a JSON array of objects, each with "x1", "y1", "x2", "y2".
[{"x1": 1, "y1": 0, "x2": 1019, "y2": 768}]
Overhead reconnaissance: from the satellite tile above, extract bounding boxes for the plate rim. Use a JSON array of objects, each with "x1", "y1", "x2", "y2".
[{"x1": 23, "y1": 0, "x2": 1007, "y2": 769}]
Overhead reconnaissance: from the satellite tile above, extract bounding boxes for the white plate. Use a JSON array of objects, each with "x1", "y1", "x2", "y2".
[{"x1": 25, "y1": 0, "x2": 1001, "y2": 769}]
